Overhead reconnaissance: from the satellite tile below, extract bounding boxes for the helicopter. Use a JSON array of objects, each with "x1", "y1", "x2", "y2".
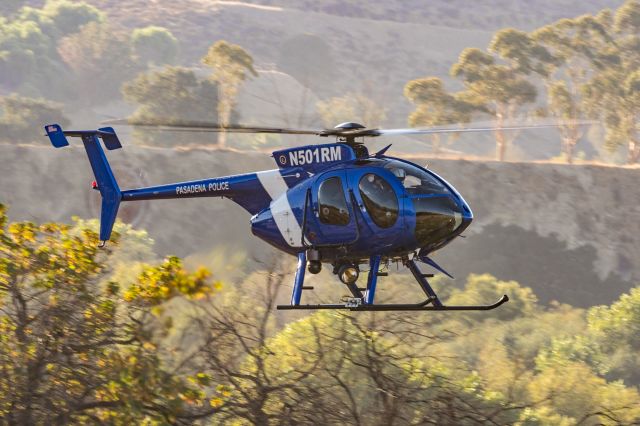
[{"x1": 44, "y1": 120, "x2": 566, "y2": 312}]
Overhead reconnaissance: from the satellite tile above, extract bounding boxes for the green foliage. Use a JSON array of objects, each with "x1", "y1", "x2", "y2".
[
  {"x1": 409, "y1": 0, "x2": 640, "y2": 163},
  {"x1": 57, "y1": 21, "x2": 141, "y2": 102},
  {"x1": 0, "y1": 0, "x2": 104, "y2": 98},
  {"x1": 0, "y1": 204, "x2": 216, "y2": 423},
  {"x1": 131, "y1": 25, "x2": 179, "y2": 66},
  {"x1": 202, "y1": 40, "x2": 257, "y2": 83},
  {"x1": 202, "y1": 40, "x2": 257, "y2": 147},
  {"x1": 534, "y1": 0, "x2": 640, "y2": 164},
  {"x1": 316, "y1": 91, "x2": 386, "y2": 128},
  {"x1": 585, "y1": 287, "x2": 640, "y2": 384},
  {"x1": 185, "y1": 270, "x2": 640, "y2": 424},
  {"x1": 530, "y1": 11, "x2": 615, "y2": 164},
  {"x1": 534, "y1": 287, "x2": 640, "y2": 388},
  {"x1": 527, "y1": 361, "x2": 640, "y2": 424},
  {"x1": 0, "y1": 15, "x2": 54, "y2": 90},
  {"x1": 0, "y1": 94, "x2": 70, "y2": 143},
  {"x1": 449, "y1": 39, "x2": 539, "y2": 161},
  {"x1": 615, "y1": 0, "x2": 640, "y2": 33},
  {"x1": 123, "y1": 66, "x2": 219, "y2": 124},
  {"x1": 122, "y1": 66, "x2": 222, "y2": 145},
  {"x1": 404, "y1": 76, "x2": 473, "y2": 152},
  {"x1": 36, "y1": 0, "x2": 105, "y2": 35},
  {"x1": 125, "y1": 256, "x2": 214, "y2": 305},
  {"x1": 447, "y1": 273, "x2": 538, "y2": 320},
  {"x1": 588, "y1": 287, "x2": 640, "y2": 349},
  {"x1": 0, "y1": 202, "x2": 638, "y2": 423},
  {"x1": 255, "y1": 311, "x2": 518, "y2": 424}
]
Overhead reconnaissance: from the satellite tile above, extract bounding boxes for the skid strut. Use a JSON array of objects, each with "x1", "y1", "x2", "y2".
[{"x1": 277, "y1": 255, "x2": 508, "y2": 312}]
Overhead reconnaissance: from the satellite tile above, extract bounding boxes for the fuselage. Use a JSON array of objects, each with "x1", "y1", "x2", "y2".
[
  {"x1": 118, "y1": 142, "x2": 472, "y2": 264},
  {"x1": 250, "y1": 155, "x2": 472, "y2": 263}
]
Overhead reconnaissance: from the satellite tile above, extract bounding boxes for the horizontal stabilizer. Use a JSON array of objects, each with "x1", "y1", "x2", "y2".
[
  {"x1": 44, "y1": 123, "x2": 122, "y2": 150},
  {"x1": 45, "y1": 124, "x2": 69, "y2": 148},
  {"x1": 98, "y1": 127, "x2": 122, "y2": 150}
]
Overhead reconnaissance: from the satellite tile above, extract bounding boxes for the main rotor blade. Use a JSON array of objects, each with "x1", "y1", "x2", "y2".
[
  {"x1": 102, "y1": 118, "x2": 597, "y2": 139},
  {"x1": 102, "y1": 118, "x2": 323, "y2": 135},
  {"x1": 366, "y1": 120, "x2": 597, "y2": 137}
]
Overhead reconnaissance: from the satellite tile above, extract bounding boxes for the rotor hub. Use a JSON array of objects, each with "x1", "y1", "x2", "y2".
[{"x1": 334, "y1": 122, "x2": 366, "y2": 130}]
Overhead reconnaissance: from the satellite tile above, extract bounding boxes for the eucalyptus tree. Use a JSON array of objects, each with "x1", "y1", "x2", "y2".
[
  {"x1": 202, "y1": 40, "x2": 258, "y2": 148},
  {"x1": 530, "y1": 12, "x2": 614, "y2": 163},
  {"x1": 0, "y1": 205, "x2": 215, "y2": 423},
  {"x1": 449, "y1": 29, "x2": 553, "y2": 161},
  {"x1": 131, "y1": 25, "x2": 179, "y2": 67},
  {"x1": 403, "y1": 76, "x2": 473, "y2": 154},
  {"x1": 317, "y1": 91, "x2": 387, "y2": 130},
  {"x1": 582, "y1": 1, "x2": 640, "y2": 164}
]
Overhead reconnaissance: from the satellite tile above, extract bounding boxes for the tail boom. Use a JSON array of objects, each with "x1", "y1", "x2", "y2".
[
  {"x1": 46, "y1": 123, "x2": 307, "y2": 245},
  {"x1": 120, "y1": 169, "x2": 302, "y2": 215}
]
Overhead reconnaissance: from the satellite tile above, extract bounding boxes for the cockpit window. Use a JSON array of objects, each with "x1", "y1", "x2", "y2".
[
  {"x1": 358, "y1": 173, "x2": 398, "y2": 228},
  {"x1": 385, "y1": 161, "x2": 447, "y2": 194},
  {"x1": 318, "y1": 177, "x2": 350, "y2": 226}
]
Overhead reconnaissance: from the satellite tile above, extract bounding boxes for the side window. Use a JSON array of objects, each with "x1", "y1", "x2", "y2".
[
  {"x1": 318, "y1": 177, "x2": 350, "y2": 226},
  {"x1": 358, "y1": 173, "x2": 399, "y2": 228}
]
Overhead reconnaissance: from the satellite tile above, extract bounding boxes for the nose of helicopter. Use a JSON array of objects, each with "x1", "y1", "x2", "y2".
[
  {"x1": 459, "y1": 195, "x2": 473, "y2": 231},
  {"x1": 413, "y1": 193, "x2": 472, "y2": 251}
]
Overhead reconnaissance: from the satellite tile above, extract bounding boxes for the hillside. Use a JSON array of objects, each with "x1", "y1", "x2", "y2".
[
  {"x1": 2, "y1": 143, "x2": 637, "y2": 307},
  {"x1": 75, "y1": 0, "x2": 625, "y2": 127}
]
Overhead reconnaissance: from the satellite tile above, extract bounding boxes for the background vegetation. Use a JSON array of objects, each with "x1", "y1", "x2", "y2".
[
  {"x1": 0, "y1": 0, "x2": 638, "y2": 163},
  {"x1": 1, "y1": 206, "x2": 639, "y2": 424},
  {"x1": 1, "y1": 0, "x2": 639, "y2": 424}
]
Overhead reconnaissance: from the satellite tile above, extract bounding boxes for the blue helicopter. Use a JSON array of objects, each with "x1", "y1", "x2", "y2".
[{"x1": 43, "y1": 120, "x2": 542, "y2": 312}]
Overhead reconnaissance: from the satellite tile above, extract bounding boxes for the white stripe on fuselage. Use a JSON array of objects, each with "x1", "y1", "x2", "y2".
[
  {"x1": 256, "y1": 170, "x2": 302, "y2": 247},
  {"x1": 256, "y1": 170, "x2": 289, "y2": 199}
]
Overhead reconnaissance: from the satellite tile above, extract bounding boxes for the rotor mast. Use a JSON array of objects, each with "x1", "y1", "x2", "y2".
[{"x1": 325, "y1": 122, "x2": 370, "y2": 158}]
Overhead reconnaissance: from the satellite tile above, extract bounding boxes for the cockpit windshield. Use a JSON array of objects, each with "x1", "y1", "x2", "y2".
[{"x1": 384, "y1": 161, "x2": 448, "y2": 194}]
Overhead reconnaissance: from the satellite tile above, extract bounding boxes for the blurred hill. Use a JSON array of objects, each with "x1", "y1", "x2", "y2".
[
  {"x1": 68, "y1": 0, "x2": 625, "y2": 126},
  {"x1": 2, "y1": 143, "x2": 637, "y2": 307}
]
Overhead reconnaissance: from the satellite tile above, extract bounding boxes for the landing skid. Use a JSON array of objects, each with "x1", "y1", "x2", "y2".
[
  {"x1": 276, "y1": 252, "x2": 509, "y2": 312},
  {"x1": 277, "y1": 295, "x2": 509, "y2": 311}
]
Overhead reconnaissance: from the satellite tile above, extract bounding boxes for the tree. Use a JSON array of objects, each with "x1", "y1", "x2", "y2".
[
  {"x1": 170, "y1": 264, "x2": 305, "y2": 424},
  {"x1": 0, "y1": 204, "x2": 216, "y2": 423},
  {"x1": 450, "y1": 29, "x2": 547, "y2": 161},
  {"x1": 36, "y1": 0, "x2": 105, "y2": 36},
  {"x1": 122, "y1": 66, "x2": 221, "y2": 146},
  {"x1": 177, "y1": 267, "x2": 529, "y2": 425},
  {"x1": 268, "y1": 311, "x2": 525, "y2": 425},
  {"x1": 586, "y1": 286, "x2": 640, "y2": 384},
  {"x1": 0, "y1": 94, "x2": 70, "y2": 142},
  {"x1": 57, "y1": 21, "x2": 140, "y2": 102},
  {"x1": 404, "y1": 76, "x2": 473, "y2": 154},
  {"x1": 131, "y1": 26, "x2": 179, "y2": 67},
  {"x1": 123, "y1": 66, "x2": 219, "y2": 124},
  {"x1": 0, "y1": 1, "x2": 104, "y2": 98},
  {"x1": 530, "y1": 13, "x2": 614, "y2": 163},
  {"x1": 582, "y1": 1, "x2": 640, "y2": 164},
  {"x1": 527, "y1": 361, "x2": 640, "y2": 424},
  {"x1": 316, "y1": 91, "x2": 386, "y2": 129},
  {"x1": 0, "y1": 17, "x2": 53, "y2": 91},
  {"x1": 202, "y1": 40, "x2": 258, "y2": 148},
  {"x1": 447, "y1": 273, "x2": 539, "y2": 321}
]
